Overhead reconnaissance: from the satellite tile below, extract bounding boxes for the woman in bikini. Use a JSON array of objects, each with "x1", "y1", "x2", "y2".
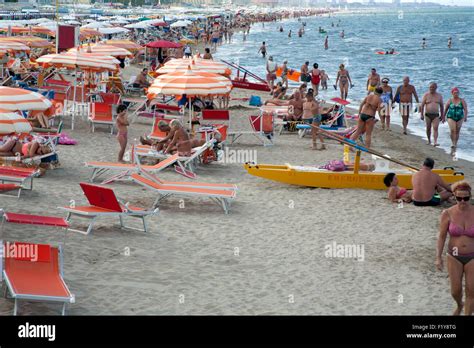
[
  {"x1": 349, "y1": 87, "x2": 383, "y2": 148},
  {"x1": 0, "y1": 138, "x2": 51, "y2": 158},
  {"x1": 302, "y1": 92, "x2": 325, "y2": 150},
  {"x1": 335, "y1": 64, "x2": 352, "y2": 100},
  {"x1": 436, "y1": 180, "x2": 474, "y2": 315},
  {"x1": 116, "y1": 104, "x2": 129, "y2": 163},
  {"x1": 444, "y1": 87, "x2": 468, "y2": 156},
  {"x1": 383, "y1": 173, "x2": 412, "y2": 203}
]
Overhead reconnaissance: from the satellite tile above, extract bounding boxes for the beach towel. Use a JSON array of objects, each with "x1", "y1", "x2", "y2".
[{"x1": 58, "y1": 133, "x2": 78, "y2": 145}]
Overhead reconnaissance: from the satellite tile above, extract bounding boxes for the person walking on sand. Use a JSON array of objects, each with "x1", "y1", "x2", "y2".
[
  {"x1": 412, "y1": 157, "x2": 453, "y2": 207},
  {"x1": 302, "y1": 91, "x2": 325, "y2": 150},
  {"x1": 324, "y1": 35, "x2": 329, "y2": 50},
  {"x1": 366, "y1": 68, "x2": 381, "y2": 95},
  {"x1": 258, "y1": 41, "x2": 267, "y2": 58},
  {"x1": 444, "y1": 87, "x2": 468, "y2": 156},
  {"x1": 116, "y1": 104, "x2": 129, "y2": 163},
  {"x1": 266, "y1": 56, "x2": 277, "y2": 93},
  {"x1": 436, "y1": 180, "x2": 474, "y2": 316},
  {"x1": 379, "y1": 78, "x2": 393, "y2": 131},
  {"x1": 310, "y1": 63, "x2": 322, "y2": 96},
  {"x1": 335, "y1": 64, "x2": 353, "y2": 100},
  {"x1": 349, "y1": 87, "x2": 383, "y2": 148},
  {"x1": 420, "y1": 82, "x2": 444, "y2": 146},
  {"x1": 394, "y1": 76, "x2": 420, "y2": 135}
]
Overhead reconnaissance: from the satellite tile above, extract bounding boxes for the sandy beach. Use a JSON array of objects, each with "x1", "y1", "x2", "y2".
[{"x1": 0, "y1": 80, "x2": 472, "y2": 315}]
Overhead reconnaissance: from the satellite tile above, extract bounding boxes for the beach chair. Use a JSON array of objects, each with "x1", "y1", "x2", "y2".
[
  {"x1": 149, "y1": 117, "x2": 172, "y2": 140},
  {"x1": 130, "y1": 171, "x2": 236, "y2": 214},
  {"x1": 124, "y1": 75, "x2": 142, "y2": 95},
  {"x1": 88, "y1": 102, "x2": 115, "y2": 134},
  {"x1": 2, "y1": 242, "x2": 75, "y2": 315},
  {"x1": 0, "y1": 166, "x2": 40, "y2": 198},
  {"x1": 58, "y1": 182, "x2": 159, "y2": 235},
  {"x1": 0, "y1": 211, "x2": 74, "y2": 315},
  {"x1": 200, "y1": 110, "x2": 230, "y2": 143},
  {"x1": 228, "y1": 112, "x2": 274, "y2": 146},
  {"x1": 85, "y1": 153, "x2": 179, "y2": 183},
  {"x1": 99, "y1": 92, "x2": 121, "y2": 106}
]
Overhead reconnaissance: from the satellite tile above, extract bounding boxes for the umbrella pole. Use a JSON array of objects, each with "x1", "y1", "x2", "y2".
[{"x1": 72, "y1": 67, "x2": 78, "y2": 130}]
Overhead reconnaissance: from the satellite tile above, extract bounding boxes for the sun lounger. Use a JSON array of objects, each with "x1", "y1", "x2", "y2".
[
  {"x1": 85, "y1": 153, "x2": 179, "y2": 183},
  {"x1": 0, "y1": 166, "x2": 40, "y2": 198},
  {"x1": 58, "y1": 182, "x2": 159, "y2": 235},
  {"x1": 2, "y1": 242, "x2": 75, "y2": 315},
  {"x1": 130, "y1": 172, "x2": 236, "y2": 214},
  {"x1": 228, "y1": 112, "x2": 274, "y2": 146}
]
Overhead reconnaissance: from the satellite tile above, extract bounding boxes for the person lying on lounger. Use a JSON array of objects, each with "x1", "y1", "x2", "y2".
[
  {"x1": 165, "y1": 119, "x2": 205, "y2": 157},
  {"x1": 0, "y1": 138, "x2": 52, "y2": 158},
  {"x1": 27, "y1": 111, "x2": 53, "y2": 129}
]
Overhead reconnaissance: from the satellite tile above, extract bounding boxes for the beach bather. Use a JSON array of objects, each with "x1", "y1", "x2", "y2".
[
  {"x1": 383, "y1": 173, "x2": 412, "y2": 203},
  {"x1": 436, "y1": 180, "x2": 474, "y2": 315},
  {"x1": 412, "y1": 157, "x2": 453, "y2": 206},
  {"x1": 165, "y1": 119, "x2": 205, "y2": 157},
  {"x1": 420, "y1": 82, "x2": 444, "y2": 146},
  {"x1": 0, "y1": 138, "x2": 52, "y2": 158}
]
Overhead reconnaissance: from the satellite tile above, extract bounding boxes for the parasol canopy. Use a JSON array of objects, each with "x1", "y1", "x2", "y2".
[
  {"x1": 0, "y1": 87, "x2": 53, "y2": 111},
  {"x1": 0, "y1": 111, "x2": 32, "y2": 135}
]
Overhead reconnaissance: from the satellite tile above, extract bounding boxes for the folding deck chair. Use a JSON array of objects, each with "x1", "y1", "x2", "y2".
[
  {"x1": 228, "y1": 112, "x2": 274, "y2": 146},
  {"x1": 200, "y1": 109, "x2": 230, "y2": 143},
  {"x1": 0, "y1": 166, "x2": 40, "y2": 198},
  {"x1": 85, "y1": 153, "x2": 179, "y2": 183},
  {"x1": 130, "y1": 171, "x2": 236, "y2": 214},
  {"x1": 0, "y1": 211, "x2": 74, "y2": 315},
  {"x1": 58, "y1": 182, "x2": 159, "y2": 235},
  {"x1": 88, "y1": 102, "x2": 115, "y2": 134}
]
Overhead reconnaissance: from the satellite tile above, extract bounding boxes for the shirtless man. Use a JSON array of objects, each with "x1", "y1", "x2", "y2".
[
  {"x1": 366, "y1": 68, "x2": 380, "y2": 95},
  {"x1": 395, "y1": 76, "x2": 420, "y2": 135},
  {"x1": 420, "y1": 82, "x2": 444, "y2": 146},
  {"x1": 266, "y1": 56, "x2": 277, "y2": 93},
  {"x1": 258, "y1": 41, "x2": 267, "y2": 58},
  {"x1": 412, "y1": 157, "x2": 453, "y2": 207},
  {"x1": 287, "y1": 91, "x2": 304, "y2": 121},
  {"x1": 140, "y1": 120, "x2": 173, "y2": 151},
  {"x1": 133, "y1": 68, "x2": 150, "y2": 88},
  {"x1": 300, "y1": 61, "x2": 310, "y2": 83},
  {"x1": 350, "y1": 87, "x2": 383, "y2": 148},
  {"x1": 165, "y1": 119, "x2": 205, "y2": 156}
]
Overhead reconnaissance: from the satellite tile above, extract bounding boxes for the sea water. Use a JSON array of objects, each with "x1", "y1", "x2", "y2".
[{"x1": 215, "y1": 7, "x2": 474, "y2": 161}]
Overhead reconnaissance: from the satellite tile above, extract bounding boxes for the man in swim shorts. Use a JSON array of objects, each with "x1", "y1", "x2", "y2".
[
  {"x1": 266, "y1": 56, "x2": 277, "y2": 93},
  {"x1": 258, "y1": 41, "x2": 267, "y2": 58},
  {"x1": 366, "y1": 68, "x2": 380, "y2": 95},
  {"x1": 412, "y1": 157, "x2": 453, "y2": 206},
  {"x1": 420, "y1": 82, "x2": 444, "y2": 146},
  {"x1": 300, "y1": 61, "x2": 310, "y2": 83},
  {"x1": 395, "y1": 76, "x2": 419, "y2": 135}
]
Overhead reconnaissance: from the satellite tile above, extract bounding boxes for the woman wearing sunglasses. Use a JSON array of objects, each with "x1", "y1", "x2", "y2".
[{"x1": 436, "y1": 180, "x2": 474, "y2": 315}]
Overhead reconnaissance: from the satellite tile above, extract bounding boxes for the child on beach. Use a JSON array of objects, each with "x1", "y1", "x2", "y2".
[{"x1": 116, "y1": 104, "x2": 129, "y2": 163}]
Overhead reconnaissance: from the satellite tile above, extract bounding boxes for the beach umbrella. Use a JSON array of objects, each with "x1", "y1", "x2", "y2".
[
  {"x1": 145, "y1": 40, "x2": 182, "y2": 49},
  {"x1": 159, "y1": 58, "x2": 231, "y2": 76},
  {"x1": 31, "y1": 26, "x2": 56, "y2": 36},
  {"x1": 81, "y1": 22, "x2": 112, "y2": 29},
  {"x1": 0, "y1": 36, "x2": 53, "y2": 49},
  {"x1": 0, "y1": 40, "x2": 30, "y2": 52},
  {"x1": 80, "y1": 28, "x2": 103, "y2": 39},
  {"x1": 70, "y1": 44, "x2": 133, "y2": 57},
  {"x1": 170, "y1": 20, "x2": 192, "y2": 28},
  {"x1": 97, "y1": 27, "x2": 129, "y2": 35},
  {"x1": 0, "y1": 27, "x2": 29, "y2": 34},
  {"x1": 0, "y1": 87, "x2": 53, "y2": 111},
  {"x1": 0, "y1": 111, "x2": 32, "y2": 136},
  {"x1": 152, "y1": 21, "x2": 168, "y2": 27},
  {"x1": 104, "y1": 39, "x2": 142, "y2": 52},
  {"x1": 36, "y1": 51, "x2": 119, "y2": 71}
]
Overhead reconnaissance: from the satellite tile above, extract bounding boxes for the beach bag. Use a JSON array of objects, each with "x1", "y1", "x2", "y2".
[
  {"x1": 249, "y1": 95, "x2": 262, "y2": 107},
  {"x1": 394, "y1": 87, "x2": 401, "y2": 103}
]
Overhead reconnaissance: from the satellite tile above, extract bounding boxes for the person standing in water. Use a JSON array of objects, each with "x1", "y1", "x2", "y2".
[
  {"x1": 324, "y1": 35, "x2": 329, "y2": 50},
  {"x1": 281, "y1": 60, "x2": 289, "y2": 89},
  {"x1": 288, "y1": 30, "x2": 292, "y2": 38},
  {"x1": 349, "y1": 87, "x2": 383, "y2": 149},
  {"x1": 300, "y1": 61, "x2": 310, "y2": 84},
  {"x1": 394, "y1": 76, "x2": 420, "y2": 135},
  {"x1": 279, "y1": 26, "x2": 283, "y2": 32},
  {"x1": 366, "y1": 68, "x2": 381, "y2": 95},
  {"x1": 266, "y1": 56, "x2": 277, "y2": 93},
  {"x1": 422, "y1": 38, "x2": 427, "y2": 49},
  {"x1": 420, "y1": 82, "x2": 444, "y2": 146},
  {"x1": 379, "y1": 78, "x2": 393, "y2": 131},
  {"x1": 335, "y1": 63, "x2": 353, "y2": 100},
  {"x1": 444, "y1": 87, "x2": 468, "y2": 156},
  {"x1": 340, "y1": 30, "x2": 345, "y2": 39},
  {"x1": 258, "y1": 41, "x2": 267, "y2": 58},
  {"x1": 448, "y1": 37, "x2": 453, "y2": 49}
]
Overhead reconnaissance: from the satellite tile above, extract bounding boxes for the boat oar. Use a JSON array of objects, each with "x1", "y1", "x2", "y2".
[{"x1": 311, "y1": 124, "x2": 420, "y2": 171}]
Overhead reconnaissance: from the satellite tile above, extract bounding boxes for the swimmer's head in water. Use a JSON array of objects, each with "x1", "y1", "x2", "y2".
[
  {"x1": 375, "y1": 87, "x2": 383, "y2": 95},
  {"x1": 170, "y1": 119, "x2": 182, "y2": 129},
  {"x1": 283, "y1": 60, "x2": 287, "y2": 64}
]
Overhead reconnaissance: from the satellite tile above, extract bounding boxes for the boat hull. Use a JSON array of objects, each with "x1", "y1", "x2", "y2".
[
  {"x1": 232, "y1": 79, "x2": 271, "y2": 92},
  {"x1": 244, "y1": 163, "x2": 464, "y2": 190}
]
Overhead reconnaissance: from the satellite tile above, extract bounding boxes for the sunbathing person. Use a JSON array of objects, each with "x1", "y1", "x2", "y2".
[
  {"x1": 0, "y1": 138, "x2": 52, "y2": 158},
  {"x1": 27, "y1": 110, "x2": 53, "y2": 129},
  {"x1": 164, "y1": 120, "x2": 205, "y2": 156},
  {"x1": 287, "y1": 91, "x2": 304, "y2": 120},
  {"x1": 412, "y1": 157, "x2": 453, "y2": 206},
  {"x1": 384, "y1": 172, "x2": 412, "y2": 203},
  {"x1": 140, "y1": 120, "x2": 173, "y2": 151}
]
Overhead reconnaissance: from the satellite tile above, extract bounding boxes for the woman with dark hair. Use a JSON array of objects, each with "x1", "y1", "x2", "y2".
[{"x1": 383, "y1": 173, "x2": 412, "y2": 203}]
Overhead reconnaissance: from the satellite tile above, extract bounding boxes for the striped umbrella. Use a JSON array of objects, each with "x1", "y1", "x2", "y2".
[
  {"x1": 147, "y1": 68, "x2": 232, "y2": 99},
  {"x1": 158, "y1": 58, "x2": 231, "y2": 76},
  {"x1": 36, "y1": 51, "x2": 119, "y2": 72},
  {"x1": 0, "y1": 111, "x2": 32, "y2": 136},
  {"x1": 0, "y1": 36, "x2": 53, "y2": 49},
  {"x1": 0, "y1": 87, "x2": 53, "y2": 111},
  {"x1": 80, "y1": 28, "x2": 103, "y2": 39},
  {"x1": 104, "y1": 39, "x2": 142, "y2": 52},
  {"x1": 0, "y1": 40, "x2": 30, "y2": 52},
  {"x1": 70, "y1": 44, "x2": 133, "y2": 57},
  {"x1": 31, "y1": 27, "x2": 56, "y2": 37}
]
